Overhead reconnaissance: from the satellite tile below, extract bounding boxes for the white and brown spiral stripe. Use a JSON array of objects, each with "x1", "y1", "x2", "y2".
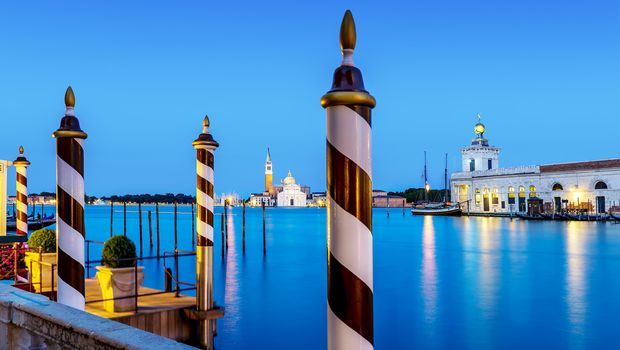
[
  {"x1": 322, "y1": 10, "x2": 376, "y2": 350},
  {"x1": 14, "y1": 149, "x2": 30, "y2": 236},
  {"x1": 193, "y1": 116, "x2": 219, "y2": 349},
  {"x1": 53, "y1": 86, "x2": 87, "y2": 310}
]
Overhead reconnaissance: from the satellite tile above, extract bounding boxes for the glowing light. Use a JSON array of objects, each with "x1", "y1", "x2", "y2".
[{"x1": 425, "y1": 183, "x2": 430, "y2": 192}]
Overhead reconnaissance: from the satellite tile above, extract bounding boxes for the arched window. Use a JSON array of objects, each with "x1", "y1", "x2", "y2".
[
  {"x1": 469, "y1": 159, "x2": 475, "y2": 171},
  {"x1": 529, "y1": 185, "x2": 537, "y2": 198},
  {"x1": 508, "y1": 186, "x2": 515, "y2": 193},
  {"x1": 552, "y1": 183, "x2": 563, "y2": 191},
  {"x1": 475, "y1": 188, "x2": 481, "y2": 204},
  {"x1": 595, "y1": 181, "x2": 608, "y2": 190},
  {"x1": 518, "y1": 186, "x2": 526, "y2": 198}
]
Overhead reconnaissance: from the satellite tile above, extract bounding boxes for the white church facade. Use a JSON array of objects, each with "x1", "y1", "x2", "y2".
[
  {"x1": 451, "y1": 116, "x2": 620, "y2": 214},
  {"x1": 276, "y1": 171, "x2": 307, "y2": 207}
]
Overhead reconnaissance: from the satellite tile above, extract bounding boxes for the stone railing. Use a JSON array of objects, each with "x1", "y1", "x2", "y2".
[
  {"x1": 0, "y1": 284, "x2": 196, "y2": 350},
  {"x1": 452, "y1": 165, "x2": 540, "y2": 180}
]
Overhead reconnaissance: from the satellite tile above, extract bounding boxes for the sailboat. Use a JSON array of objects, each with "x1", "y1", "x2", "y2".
[{"x1": 412, "y1": 153, "x2": 462, "y2": 216}]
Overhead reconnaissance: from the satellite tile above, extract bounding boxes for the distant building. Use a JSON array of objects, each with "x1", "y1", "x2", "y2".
[
  {"x1": 249, "y1": 193, "x2": 275, "y2": 207},
  {"x1": 451, "y1": 115, "x2": 620, "y2": 214},
  {"x1": 265, "y1": 149, "x2": 277, "y2": 196},
  {"x1": 308, "y1": 192, "x2": 327, "y2": 207},
  {"x1": 277, "y1": 171, "x2": 307, "y2": 207},
  {"x1": 372, "y1": 195, "x2": 406, "y2": 208}
]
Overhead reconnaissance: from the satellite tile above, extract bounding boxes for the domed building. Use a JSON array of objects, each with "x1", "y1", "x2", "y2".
[
  {"x1": 277, "y1": 171, "x2": 307, "y2": 207},
  {"x1": 451, "y1": 114, "x2": 620, "y2": 215}
]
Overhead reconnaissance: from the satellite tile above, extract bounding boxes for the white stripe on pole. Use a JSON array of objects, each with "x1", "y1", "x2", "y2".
[
  {"x1": 57, "y1": 218, "x2": 85, "y2": 267},
  {"x1": 57, "y1": 278, "x2": 85, "y2": 310},
  {"x1": 56, "y1": 156, "x2": 85, "y2": 207},
  {"x1": 327, "y1": 192, "x2": 373, "y2": 290},
  {"x1": 327, "y1": 105, "x2": 372, "y2": 178},
  {"x1": 327, "y1": 306, "x2": 373, "y2": 350},
  {"x1": 196, "y1": 160, "x2": 214, "y2": 183}
]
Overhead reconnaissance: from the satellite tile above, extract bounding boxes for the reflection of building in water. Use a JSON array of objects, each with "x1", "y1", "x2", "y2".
[
  {"x1": 277, "y1": 171, "x2": 307, "y2": 207},
  {"x1": 451, "y1": 115, "x2": 620, "y2": 214}
]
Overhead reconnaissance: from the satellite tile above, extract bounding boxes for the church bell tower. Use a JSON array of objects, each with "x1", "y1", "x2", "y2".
[{"x1": 265, "y1": 148, "x2": 274, "y2": 194}]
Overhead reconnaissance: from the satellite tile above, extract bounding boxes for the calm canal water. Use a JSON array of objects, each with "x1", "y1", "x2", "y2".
[{"x1": 43, "y1": 205, "x2": 620, "y2": 349}]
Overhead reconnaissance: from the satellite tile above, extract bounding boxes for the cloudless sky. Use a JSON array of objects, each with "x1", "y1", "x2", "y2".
[{"x1": 1, "y1": 0, "x2": 619, "y2": 197}]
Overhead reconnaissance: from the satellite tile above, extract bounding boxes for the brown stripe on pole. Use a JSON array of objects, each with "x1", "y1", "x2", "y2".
[
  {"x1": 321, "y1": 10, "x2": 375, "y2": 349},
  {"x1": 53, "y1": 86, "x2": 88, "y2": 310}
]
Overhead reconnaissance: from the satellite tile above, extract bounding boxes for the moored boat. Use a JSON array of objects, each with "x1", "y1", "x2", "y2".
[
  {"x1": 412, "y1": 204, "x2": 462, "y2": 216},
  {"x1": 6, "y1": 214, "x2": 55, "y2": 231}
]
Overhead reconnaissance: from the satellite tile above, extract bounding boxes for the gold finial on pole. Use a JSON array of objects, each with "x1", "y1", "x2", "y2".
[
  {"x1": 340, "y1": 10, "x2": 356, "y2": 51},
  {"x1": 65, "y1": 86, "x2": 75, "y2": 107},
  {"x1": 19, "y1": 145, "x2": 24, "y2": 155}
]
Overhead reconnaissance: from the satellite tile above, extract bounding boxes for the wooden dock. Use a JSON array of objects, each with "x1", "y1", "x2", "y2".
[{"x1": 85, "y1": 278, "x2": 198, "y2": 342}]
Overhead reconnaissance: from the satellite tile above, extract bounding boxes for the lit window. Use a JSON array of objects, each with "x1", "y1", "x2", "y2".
[{"x1": 529, "y1": 185, "x2": 537, "y2": 198}]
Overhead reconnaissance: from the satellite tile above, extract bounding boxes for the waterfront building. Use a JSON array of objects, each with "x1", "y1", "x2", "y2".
[
  {"x1": 451, "y1": 116, "x2": 620, "y2": 214},
  {"x1": 276, "y1": 171, "x2": 307, "y2": 207},
  {"x1": 308, "y1": 192, "x2": 327, "y2": 207},
  {"x1": 248, "y1": 193, "x2": 275, "y2": 207}
]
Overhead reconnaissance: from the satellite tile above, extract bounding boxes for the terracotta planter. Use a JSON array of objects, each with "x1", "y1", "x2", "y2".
[
  {"x1": 96, "y1": 266, "x2": 144, "y2": 312},
  {"x1": 24, "y1": 251, "x2": 57, "y2": 293}
]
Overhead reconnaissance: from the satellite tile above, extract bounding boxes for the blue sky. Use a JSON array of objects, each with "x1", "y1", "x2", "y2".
[{"x1": 1, "y1": 0, "x2": 619, "y2": 197}]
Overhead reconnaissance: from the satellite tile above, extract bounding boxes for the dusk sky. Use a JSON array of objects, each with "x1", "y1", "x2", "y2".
[{"x1": 1, "y1": 0, "x2": 619, "y2": 197}]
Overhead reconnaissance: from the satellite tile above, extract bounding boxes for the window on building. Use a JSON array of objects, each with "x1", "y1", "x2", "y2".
[
  {"x1": 552, "y1": 183, "x2": 563, "y2": 191},
  {"x1": 488, "y1": 159, "x2": 492, "y2": 170},
  {"x1": 518, "y1": 186, "x2": 526, "y2": 198},
  {"x1": 470, "y1": 159, "x2": 475, "y2": 171},
  {"x1": 595, "y1": 181, "x2": 608, "y2": 190},
  {"x1": 475, "y1": 188, "x2": 481, "y2": 204},
  {"x1": 529, "y1": 185, "x2": 537, "y2": 198}
]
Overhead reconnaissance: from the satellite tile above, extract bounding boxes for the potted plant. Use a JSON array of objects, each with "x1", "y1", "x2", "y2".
[
  {"x1": 95, "y1": 235, "x2": 144, "y2": 312},
  {"x1": 24, "y1": 228, "x2": 57, "y2": 292}
]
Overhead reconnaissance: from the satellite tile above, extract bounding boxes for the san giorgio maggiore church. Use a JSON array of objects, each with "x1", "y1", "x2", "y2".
[
  {"x1": 248, "y1": 149, "x2": 310, "y2": 207},
  {"x1": 451, "y1": 116, "x2": 620, "y2": 214}
]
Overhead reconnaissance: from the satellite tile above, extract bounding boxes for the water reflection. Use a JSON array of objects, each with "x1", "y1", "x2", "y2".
[
  {"x1": 565, "y1": 222, "x2": 586, "y2": 339},
  {"x1": 421, "y1": 216, "x2": 437, "y2": 325},
  {"x1": 478, "y1": 218, "x2": 498, "y2": 319},
  {"x1": 224, "y1": 208, "x2": 241, "y2": 329}
]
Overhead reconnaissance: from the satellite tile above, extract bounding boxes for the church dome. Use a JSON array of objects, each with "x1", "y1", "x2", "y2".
[{"x1": 283, "y1": 170, "x2": 296, "y2": 185}]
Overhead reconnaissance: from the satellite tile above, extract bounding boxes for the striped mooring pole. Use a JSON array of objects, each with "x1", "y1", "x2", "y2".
[
  {"x1": 13, "y1": 146, "x2": 30, "y2": 236},
  {"x1": 53, "y1": 86, "x2": 87, "y2": 310},
  {"x1": 192, "y1": 115, "x2": 220, "y2": 349},
  {"x1": 321, "y1": 10, "x2": 375, "y2": 350}
]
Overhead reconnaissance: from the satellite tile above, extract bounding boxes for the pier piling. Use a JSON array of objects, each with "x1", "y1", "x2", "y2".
[
  {"x1": 138, "y1": 202, "x2": 143, "y2": 257},
  {"x1": 224, "y1": 201, "x2": 228, "y2": 250},
  {"x1": 321, "y1": 11, "x2": 375, "y2": 349},
  {"x1": 53, "y1": 86, "x2": 87, "y2": 310},
  {"x1": 156, "y1": 203, "x2": 160, "y2": 258},
  {"x1": 109, "y1": 201, "x2": 114, "y2": 237},
  {"x1": 148, "y1": 210, "x2": 153, "y2": 248},
  {"x1": 221, "y1": 214, "x2": 224, "y2": 258},
  {"x1": 123, "y1": 202, "x2": 127, "y2": 236},
  {"x1": 192, "y1": 115, "x2": 221, "y2": 349},
  {"x1": 242, "y1": 201, "x2": 246, "y2": 252},
  {"x1": 13, "y1": 146, "x2": 30, "y2": 236},
  {"x1": 174, "y1": 202, "x2": 178, "y2": 251},
  {"x1": 262, "y1": 202, "x2": 266, "y2": 255}
]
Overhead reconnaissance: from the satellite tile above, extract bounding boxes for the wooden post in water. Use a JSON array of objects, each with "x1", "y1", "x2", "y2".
[
  {"x1": 242, "y1": 201, "x2": 246, "y2": 252},
  {"x1": 262, "y1": 202, "x2": 266, "y2": 255},
  {"x1": 148, "y1": 210, "x2": 153, "y2": 248},
  {"x1": 321, "y1": 11, "x2": 375, "y2": 349},
  {"x1": 109, "y1": 201, "x2": 114, "y2": 237},
  {"x1": 224, "y1": 200, "x2": 228, "y2": 250},
  {"x1": 123, "y1": 201, "x2": 127, "y2": 236},
  {"x1": 138, "y1": 202, "x2": 143, "y2": 257},
  {"x1": 174, "y1": 202, "x2": 178, "y2": 251},
  {"x1": 221, "y1": 213, "x2": 224, "y2": 258},
  {"x1": 191, "y1": 203, "x2": 195, "y2": 248},
  {"x1": 156, "y1": 202, "x2": 160, "y2": 258}
]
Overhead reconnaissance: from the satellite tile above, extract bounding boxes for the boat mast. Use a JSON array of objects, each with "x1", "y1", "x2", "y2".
[
  {"x1": 424, "y1": 151, "x2": 429, "y2": 202},
  {"x1": 444, "y1": 153, "x2": 449, "y2": 203}
]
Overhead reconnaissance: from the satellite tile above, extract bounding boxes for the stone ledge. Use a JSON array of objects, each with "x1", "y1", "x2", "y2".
[{"x1": 0, "y1": 284, "x2": 196, "y2": 350}]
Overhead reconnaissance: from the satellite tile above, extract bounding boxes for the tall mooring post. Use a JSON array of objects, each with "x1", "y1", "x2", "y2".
[
  {"x1": 13, "y1": 146, "x2": 30, "y2": 236},
  {"x1": 53, "y1": 86, "x2": 87, "y2": 310},
  {"x1": 192, "y1": 115, "x2": 223, "y2": 349},
  {"x1": 321, "y1": 10, "x2": 375, "y2": 349}
]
